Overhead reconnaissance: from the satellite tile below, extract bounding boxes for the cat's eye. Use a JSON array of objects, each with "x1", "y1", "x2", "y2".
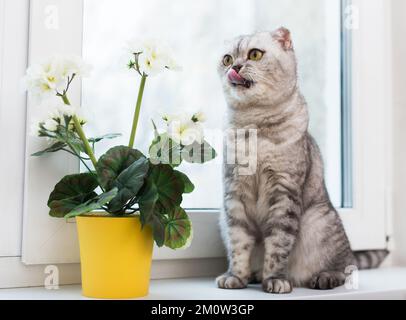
[
  {"x1": 223, "y1": 55, "x2": 233, "y2": 67},
  {"x1": 248, "y1": 49, "x2": 264, "y2": 61}
]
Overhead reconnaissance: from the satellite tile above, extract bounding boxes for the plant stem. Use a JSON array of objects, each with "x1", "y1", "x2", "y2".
[
  {"x1": 61, "y1": 148, "x2": 91, "y2": 160},
  {"x1": 72, "y1": 116, "x2": 98, "y2": 168},
  {"x1": 60, "y1": 94, "x2": 98, "y2": 169},
  {"x1": 64, "y1": 145, "x2": 93, "y2": 173},
  {"x1": 128, "y1": 74, "x2": 147, "y2": 148}
]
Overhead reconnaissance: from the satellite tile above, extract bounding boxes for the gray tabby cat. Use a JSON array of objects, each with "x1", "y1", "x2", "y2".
[{"x1": 217, "y1": 27, "x2": 388, "y2": 294}]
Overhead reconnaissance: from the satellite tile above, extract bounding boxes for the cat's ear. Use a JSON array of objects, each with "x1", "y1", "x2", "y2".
[{"x1": 272, "y1": 27, "x2": 293, "y2": 51}]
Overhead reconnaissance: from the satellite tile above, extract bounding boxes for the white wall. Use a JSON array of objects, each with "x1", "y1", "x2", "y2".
[{"x1": 391, "y1": 0, "x2": 406, "y2": 266}]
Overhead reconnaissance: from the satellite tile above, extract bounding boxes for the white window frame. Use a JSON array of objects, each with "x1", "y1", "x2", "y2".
[
  {"x1": 0, "y1": 0, "x2": 392, "y2": 287},
  {"x1": 339, "y1": 0, "x2": 392, "y2": 250},
  {"x1": 0, "y1": 0, "x2": 29, "y2": 258}
]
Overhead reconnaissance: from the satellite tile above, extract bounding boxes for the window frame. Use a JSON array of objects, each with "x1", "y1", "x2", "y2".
[
  {"x1": 0, "y1": 0, "x2": 29, "y2": 257},
  {"x1": 338, "y1": 0, "x2": 392, "y2": 250},
  {"x1": 20, "y1": 0, "x2": 390, "y2": 268}
]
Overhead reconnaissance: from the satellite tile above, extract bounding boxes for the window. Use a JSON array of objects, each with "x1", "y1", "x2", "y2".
[
  {"x1": 20, "y1": 0, "x2": 390, "y2": 266},
  {"x1": 81, "y1": 0, "x2": 343, "y2": 209}
]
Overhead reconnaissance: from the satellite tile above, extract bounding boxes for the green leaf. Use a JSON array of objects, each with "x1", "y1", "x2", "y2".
[
  {"x1": 139, "y1": 164, "x2": 183, "y2": 216},
  {"x1": 65, "y1": 188, "x2": 118, "y2": 219},
  {"x1": 138, "y1": 164, "x2": 184, "y2": 228},
  {"x1": 55, "y1": 125, "x2": 86, "y2": 155},
  {"x1": 108, "y1": 157, "x2": 149, "y2": 212},
  {"x1": 96, "y1": 145, "x2": 145, "y2": 190},
  {"x1": 31, "y1": 141, "x2": 67, "y2": 157},
  {"x1": 35, "y1": 120, "x2": 86, "y2": 157},
  {"x1": 88, "y1": 133, "x2": 122, "y2": 144},
  {"x1": 174, "y1": 170, "x2": 194, "y2": 193},
  {"x1": 151, "y1": 119, "x2": 159, "y2": 136},
  {"x1": 164, "y1": 207, "x2": 192, "y2": 249},
  {"x1": 47, "y1": 173, "x2": 99, "y2": 217},
  {"x1": 48, "y1": 173, "x2": 98, "y2": 205},
  {"x1": 138, "y1": 177, "x2": 159, "y2": 226},
  {"x1": 33, "y1": 124, "x2": 95, "y2": 159},
  {"x1": 49, "y1": 193, "x2": 96, "y2": 218},
  {"x1": 137, "y1": 164, "x2": 193, "y2": 247},
  {"x1": 151, "y1": 214, "x2": 166, "y2": 247},
  {"x1": 149, "y1": 133, "x2": 182, "y2": 167},
  {"x1": 182, "y1": 140, "x2": 217, "y2": 164}
]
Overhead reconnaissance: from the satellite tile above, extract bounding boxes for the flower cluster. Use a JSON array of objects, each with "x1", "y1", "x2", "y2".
[
  {"x1": 127, "y1": 39, "x2": 180, "y2": 76},
  {"x1": 164, "y1": 111, "x2": 206, "y2": 146},
  {"x1": 23, "y1": 55, "x2": 91, "y2": 100},
  {"x1": 24, "y1": 55, "x2": 90, "y2": 138},
  {"x1": 31, "y1": 101, "x2": 86, "y2": 138}
]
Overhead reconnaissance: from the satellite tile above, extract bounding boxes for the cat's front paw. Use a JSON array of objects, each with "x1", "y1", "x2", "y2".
[
  {"x1": 262, "y1": 277, "x2": 293, "y2": 294},
  {"x1": 216, "y1": 273, "x2": 247, "y2": 290},
  {"x1": 309, "y1": 271, "x2": 345, "y2": 290}
]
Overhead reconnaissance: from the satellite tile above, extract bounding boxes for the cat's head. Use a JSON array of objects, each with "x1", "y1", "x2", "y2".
[{"x1": 218, "y1": 27, "x2": 298, "y2": 109}]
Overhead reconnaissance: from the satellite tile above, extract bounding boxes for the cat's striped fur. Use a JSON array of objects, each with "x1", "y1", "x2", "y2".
[{"x1": 216, "y1": 28, "x2": 388, "y2": 293}]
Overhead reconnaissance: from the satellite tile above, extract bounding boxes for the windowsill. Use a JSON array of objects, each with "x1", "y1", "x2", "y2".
[{"x1": 1, "y1": 267, "x2": 406, "y2": 300}]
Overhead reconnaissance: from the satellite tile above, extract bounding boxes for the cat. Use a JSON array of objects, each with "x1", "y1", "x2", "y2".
[{"x1": 216, "y1": 27, "x2": 388, "y2": 294}]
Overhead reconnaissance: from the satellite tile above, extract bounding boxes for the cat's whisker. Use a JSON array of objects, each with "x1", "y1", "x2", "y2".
[{"x1": 244, "y1": 71, "x2": 268, "y2": 84}]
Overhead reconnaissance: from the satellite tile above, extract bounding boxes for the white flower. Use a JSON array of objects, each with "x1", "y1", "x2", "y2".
[
  {"x1": 167, "y1": 114, "x2": 204, "y2": 146},
  {"x1": 126, "y1": 38, "x2": 180, "y2": 76},
  {"x1": 41, "y1": 99, "x2": 78, "y2": 120},
  {"x1": 30, "y1": 114, "x2": 60, "y2": 138},
  {"x1": 34, "y1": 99, "x2": 84, "y2": 135},
  {"x1": 43, "y1": 118, "x2": 59, "y2": 132},
  {"x1": 23, "y1": 55, "x2": 91, "y2": 100},
  {"x1": 126, "y1": 39, "x2": 144, "y2": 55},
  {"x1": 55, "y1": 103, "x2": 78, "y2": 118},
  {"x1": 138, "y1": 51, "x2": 167, "y2": 76},
  {"x1": 23, "y1": 61, "x2": 64, "y2": 99},
  {"x1": 162, "y1": 112, "x2": 188, "y2": 123},
  {"x1": 61, "y1": 55, "x2": 92, "y2": 78},
  {"x1": 51, "y1": 103, "x2": 86, "y2": 130},
  {"x1": 192, "y1": 111, "x2": 206, "y2": 123},
  {"x1": 164, "y1": 111, "x2": 206, "y2": 123},
  {"x1": 30, "y1": 119, "x2": 43, "y2": 137},
  {"x1": 165, "y1": 46, "x2": 182, "y2": 71},
  {"x1": 30, "y1": 119, "x2": 57, "y2": 142}
]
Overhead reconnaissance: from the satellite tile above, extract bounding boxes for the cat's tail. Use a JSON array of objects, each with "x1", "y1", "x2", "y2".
[{"x1": 353, "y1": 250, "x2": 389, "y2": 270}]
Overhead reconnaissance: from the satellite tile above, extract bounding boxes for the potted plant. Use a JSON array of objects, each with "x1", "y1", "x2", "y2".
[{"x1": 24, "y1": 40, "x2": 216, "y2": 299}]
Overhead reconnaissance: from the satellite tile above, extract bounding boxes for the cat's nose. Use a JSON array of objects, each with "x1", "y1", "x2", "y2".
[{"x1": 232, "y1": 65, "x2": 243, "y2": 73}]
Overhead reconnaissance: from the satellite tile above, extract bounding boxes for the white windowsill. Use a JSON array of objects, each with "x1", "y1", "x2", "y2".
[{"x1": 1, "y1": 268, "x2": 406, "y2": 300}]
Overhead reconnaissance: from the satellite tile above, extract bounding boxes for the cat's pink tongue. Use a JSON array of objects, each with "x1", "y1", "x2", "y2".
[{"x1": 228, "y1": 69, "x2": 245, "y2": 84}]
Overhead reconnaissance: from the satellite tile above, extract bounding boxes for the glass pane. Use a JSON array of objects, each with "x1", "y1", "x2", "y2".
[
  {"x1": 82, "y1": 0, "x2": 344, "y2": 209},
  {"x1": 341, "y1": 0, "x2": 353, "y2": 208}
]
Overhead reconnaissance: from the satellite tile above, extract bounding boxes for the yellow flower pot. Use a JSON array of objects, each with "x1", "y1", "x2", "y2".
[{"x1": 76, "y1": 215, "x2": 153, "y2": 299}]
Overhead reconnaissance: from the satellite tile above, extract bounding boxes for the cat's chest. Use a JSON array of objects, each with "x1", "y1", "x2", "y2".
[
  {"x1": 225, "y1": 132, "x2": 306, "y2": 179},
  {"x1": 256, "y1": 136, "x2": 299, "y2": 170}
]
